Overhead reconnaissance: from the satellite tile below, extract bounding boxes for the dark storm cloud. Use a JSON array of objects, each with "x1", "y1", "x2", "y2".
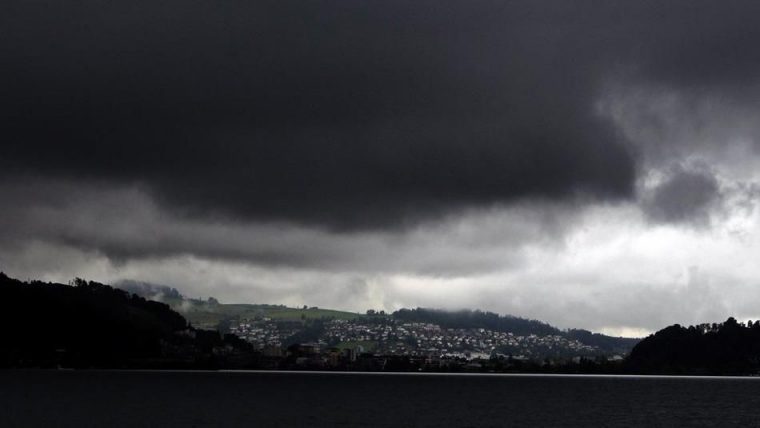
[
  {"x1": 2, "y1": 0, "x2": 759, "y2": 228},
  {"x1": 0, "y1": 179, "x2": 558, "y2": 275},
  {"x1": 642, "y1": 164, "x2": 722, "y2": 227}
]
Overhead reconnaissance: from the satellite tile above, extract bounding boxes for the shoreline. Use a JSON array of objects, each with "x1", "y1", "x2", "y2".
[{"x1": 5, "y1": 368, "x2": 760, "y2": 379}]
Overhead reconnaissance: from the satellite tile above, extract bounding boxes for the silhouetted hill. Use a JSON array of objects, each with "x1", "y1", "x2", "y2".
[
  {"x1": 625, "y1": 317, "x2": 760, "y2": 375},
  {"x1": 0, "y1": 272, "x2": 252, "y2": 369},
  {"x1": 566, "y1": 329, "x2": 640, "y2": 355}
]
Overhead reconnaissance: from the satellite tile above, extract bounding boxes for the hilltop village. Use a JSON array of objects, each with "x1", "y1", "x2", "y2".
[{"x1": 229, "y1": 317, "x2": 615, "y2": 368}]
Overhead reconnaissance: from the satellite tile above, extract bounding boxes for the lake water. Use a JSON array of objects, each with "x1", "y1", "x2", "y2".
[{"x1": 2, "y1": 370, "x2": 760, "y2": 427}]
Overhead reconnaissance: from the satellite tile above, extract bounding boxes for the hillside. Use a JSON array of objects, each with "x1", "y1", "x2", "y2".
[
  {"x1": 116, "y1": 280, "x2": 362, "y2": 330},
  {"x1": 391, "y1": 308, "x2": 638, "y2": 354},
  {"x1": 625, "y1": 317, "x2": 760, "y2": 375},
  {"x1": 392, "y1": 307, "x2": 561, "y2": 336},
  {"x1": 117, "y1": 281, "x2": 638, "y2": 355},
  {"x1": 0, "y1": 273, "x2": 253, "y2": 369}
]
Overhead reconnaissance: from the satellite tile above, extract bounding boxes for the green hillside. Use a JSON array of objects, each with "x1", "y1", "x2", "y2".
[
  {"x1": 115, "y1": 280, "x2": 361, "y2": 330},
  {"x1": 174, "y1": 301, "x2": 362, "y2": 330},
  {"x1": 191, "y1": 303, "x2": 360, "y2": 328}
]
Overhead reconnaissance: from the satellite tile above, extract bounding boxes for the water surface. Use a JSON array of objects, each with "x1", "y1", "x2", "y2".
[{"x1": 2, "y1": 370, "x2": 760, "y2": 427}]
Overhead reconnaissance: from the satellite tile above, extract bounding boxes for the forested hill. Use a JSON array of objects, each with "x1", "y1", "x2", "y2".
[
  {"x1": 392, "y1": 308, "x2": 561, "y2": 336},
  {"x1": 625, "y1": 317, "x2": 760, "y2": 375},
  {"x1": 0, "y1": 272, "x2": 252, "y2": 369},
  {"x1": 565, "y1": 329, "x2": 640, "y2": 355},
  {"x1": 391, "y1": 308, "x2": 638, "y2": 354}
]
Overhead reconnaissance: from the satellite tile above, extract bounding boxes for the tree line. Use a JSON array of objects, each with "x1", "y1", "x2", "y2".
[
  {"x1": 625, "y1": 317, "x2": 760, "y2": 375},
  {"x1": 0, "y1": 272, "x2": 252, "y2": 369}
]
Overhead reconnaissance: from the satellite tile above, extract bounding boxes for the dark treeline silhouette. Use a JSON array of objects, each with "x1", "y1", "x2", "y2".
[
  {"x1": 0, "y1": 272, "x2": 253, "y2": 369},
  {"x1": 566, "y1": 329, "x2": 639, "y2": 355},
  {"x1": 625, "y1": 317, "x2": 760, "y2": 375}
]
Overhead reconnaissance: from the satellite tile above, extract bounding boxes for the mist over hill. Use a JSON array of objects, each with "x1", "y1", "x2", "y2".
[{"x1": 115, "y1": 280, "x2": 183, "y2": 301}]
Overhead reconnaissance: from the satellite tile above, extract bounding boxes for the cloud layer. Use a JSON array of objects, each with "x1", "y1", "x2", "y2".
[{"x1": 3, "y1": 1, "x2": 760, "y2": 334}]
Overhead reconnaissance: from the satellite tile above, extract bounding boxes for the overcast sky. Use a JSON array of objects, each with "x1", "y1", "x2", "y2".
[{"x1": 3, "y1": 0, "x2": 760, "y2": 336}]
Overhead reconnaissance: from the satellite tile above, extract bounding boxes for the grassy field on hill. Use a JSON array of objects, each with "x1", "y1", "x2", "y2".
[{"x1": 168, "y1": 300, "x2": 362, "y2": 329}]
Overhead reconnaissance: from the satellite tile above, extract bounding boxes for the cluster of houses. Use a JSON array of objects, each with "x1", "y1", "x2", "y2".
[
  {"x1": 229, "y1": 318, "x2": 283, "y2": 349},
  {"x1": 228, "y1": 317, "x2": 601, "y2": 361},
  {"x1": 324, "y1": 319, "x2": 599, "y2": 358}
]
